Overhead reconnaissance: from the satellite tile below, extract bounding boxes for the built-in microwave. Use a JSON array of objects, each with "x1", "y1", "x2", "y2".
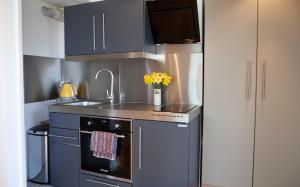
[{"x1": 80, "y1": 116, "x2": 132, "y2": 183}]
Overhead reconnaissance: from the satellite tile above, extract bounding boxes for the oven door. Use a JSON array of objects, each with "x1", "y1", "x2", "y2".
[{"x1": 80, "y1": 131, "x2": 132, "y2": 182}]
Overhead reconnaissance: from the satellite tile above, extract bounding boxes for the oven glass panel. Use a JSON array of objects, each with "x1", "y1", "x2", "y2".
[{"x1": 80, "y1": 117, "x2": 131, "y2": 181}]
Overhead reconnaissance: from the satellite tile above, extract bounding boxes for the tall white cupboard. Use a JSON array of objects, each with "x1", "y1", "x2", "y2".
[{"x1": 203, "y1": 0, "x2": 300, "y2": 187}]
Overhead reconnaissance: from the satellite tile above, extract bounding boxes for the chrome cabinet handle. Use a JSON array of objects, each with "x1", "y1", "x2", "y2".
[
  {"x1": 138, "y1": 126, "x2": 142, "y2": 170},
  {"x1": 48, "y1": 134, "x2": 77, "y2": 140},
  {"x1": 92, "y1": 14, "x2": 96, "y2": 51},
  {"x1": 85, "y1": 179, "x2": 119, "y2": 187},
  {"x1": 262, "y1": 62, "x2": 267, "y2": 100},
  {"x1": 102, "y1": 13, "x2": 106, "y2": 50},
  {"x1": 245, "y1": 61, "x2": 252, "y2": 100},
  {"x1": 78, "y1": 127, "x2": 81, "y2": 143}
]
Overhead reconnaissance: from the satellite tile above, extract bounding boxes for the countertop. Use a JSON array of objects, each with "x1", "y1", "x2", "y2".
[{"x1": 48, "y1": 102, "x2": 201, "y2": 123}]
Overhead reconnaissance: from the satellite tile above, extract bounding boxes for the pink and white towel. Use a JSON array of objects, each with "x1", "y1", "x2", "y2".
[{"x1": 90, "y1": 131, "x2": 118, "y2": 160}]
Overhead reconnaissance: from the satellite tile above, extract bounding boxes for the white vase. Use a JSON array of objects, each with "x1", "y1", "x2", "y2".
[{"x1": 153, "y1": 89, "x2": 162, "y2": 106}]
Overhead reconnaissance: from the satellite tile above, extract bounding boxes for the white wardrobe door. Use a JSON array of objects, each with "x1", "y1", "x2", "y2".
[
  {"x1": 203, "y1": 0, "x2": 257, "y2": 186},
  {"x1": 254, "y1": 0, "x2": 300, "y2": 187}
]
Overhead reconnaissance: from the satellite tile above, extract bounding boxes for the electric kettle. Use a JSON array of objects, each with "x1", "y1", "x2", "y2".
[{"x1": 59, "y1": 81, "x2": 77, "y2": 98}]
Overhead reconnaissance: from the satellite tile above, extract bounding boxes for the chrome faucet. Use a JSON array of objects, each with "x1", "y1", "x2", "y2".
[{"x1": 95, "y1": 68, "x2": 114, "y2": 103}]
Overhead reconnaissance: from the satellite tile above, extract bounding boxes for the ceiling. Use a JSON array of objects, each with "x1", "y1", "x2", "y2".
[{"x1": 40, "y1": 0, "x2": 102, "y2": 7}]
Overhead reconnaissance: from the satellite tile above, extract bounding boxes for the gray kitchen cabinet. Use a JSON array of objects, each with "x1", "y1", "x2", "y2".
[
  {"x1": 102, "y1": 0, "x2": 144, "y2": 53},
  {"x1": 65, "y1": 0, "x2": 153, "y2": 56},
  {"x1": 80, "y1": 173, "x2": 132, "y2": 187},
  {"x1": 50, "y1": 141, "x2": 80, "y2": 187},
  {"x1": 49, "y1": 113, "x2": 80, "y2": 130},
  {"x1": 133, "y1": 116, "x2": 200, "y2": 187},
  {"x1": 49, "y1": 113, "x2": 80, "y2": 187},
  {"x1": 65, "y1": 3, "x2": 103, "y2": 56}
]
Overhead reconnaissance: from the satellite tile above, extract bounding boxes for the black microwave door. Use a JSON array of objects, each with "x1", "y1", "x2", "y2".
[{"x1": 149, "y1": 8, "x2": 200, "y2": 44}]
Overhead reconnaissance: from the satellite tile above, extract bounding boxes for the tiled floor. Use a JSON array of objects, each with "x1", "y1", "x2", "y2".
[
  {"x1": 27, "y1": 182, "x2": 53, "y2": 187},
  {"x1": 203, "y1": 184, "x2": 221, "y2": 187},
  {"x1": 28, "y1": 181, "x2": 218, "y2": 187}
]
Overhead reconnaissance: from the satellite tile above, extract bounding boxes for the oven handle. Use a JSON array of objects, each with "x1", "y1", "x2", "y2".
[{"x1": 80, "y1": 130, "x2": 126, "y2": 139}]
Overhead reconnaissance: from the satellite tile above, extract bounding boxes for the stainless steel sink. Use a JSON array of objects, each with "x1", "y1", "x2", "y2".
[{"x1": 63, "y1": 101, "x2": 104, "y2": 107}]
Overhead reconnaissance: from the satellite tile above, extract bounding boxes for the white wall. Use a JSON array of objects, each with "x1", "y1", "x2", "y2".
[
  {"x1": 0, "y1": 0, "x2": 26, "y2": 186},
  {"x1": 23, "y1": 0, "x2": 62, "y2": 131},
  {"x1": 22, "y1": 0, "x2": 64, "y2": 58},
  {"x1": 24, "y1": 102, "x2": 49, "y2": 130}
]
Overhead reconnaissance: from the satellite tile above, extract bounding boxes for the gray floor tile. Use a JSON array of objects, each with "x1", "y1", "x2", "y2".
[{"x1": 27, "y1": 182, "x2": 54, "y2": 187}]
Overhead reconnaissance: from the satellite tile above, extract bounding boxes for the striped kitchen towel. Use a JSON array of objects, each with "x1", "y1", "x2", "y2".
[{"x1": 90, "y1": 131, "x2": 118, "y2": 160}]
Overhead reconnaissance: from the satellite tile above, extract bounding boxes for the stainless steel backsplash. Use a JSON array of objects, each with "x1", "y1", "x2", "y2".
[
  {"x1": 23, "y1": 55, "x2": 61, "y2": 103},
  {"x1": 61, "y1": 60, "x2": 120, "y2": 102},
  {"x1": 119, "y1": 44, "x2": 203, "y2": 105},
  {"x1": 24, "y1": 44, "x2": 203, "y2": 105}
]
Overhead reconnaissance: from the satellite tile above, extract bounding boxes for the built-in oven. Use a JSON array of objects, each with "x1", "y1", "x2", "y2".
[{"x1": 80, "y1": 116, "x2": 132, "y2": 183}]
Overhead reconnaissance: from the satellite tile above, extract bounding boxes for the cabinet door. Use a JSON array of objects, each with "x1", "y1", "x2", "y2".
[
  {"x1": 49, "y1": 113, "x2": 80, "y2": 130},
  {"x1": 203, "y1": 0, "x2": 257, "y2": 187},
  {"x1": 50, "y1": 141, "x2": 80, "y2": 187},
  {"x1": 132, "y1": 120, "x2": 189, "y2": 187},
  {"x1": 254, "y1": 1, "x2": 300, "y2": 187},
  {"x1": 80, "y1": 174, "x2": 132, "y2": 187},
  {"x1": 100, "y1": 0, "x2": 144, "y2": 53},
  {"x1": 65, "y1": 4, "x2": 97, "y2": 56}
]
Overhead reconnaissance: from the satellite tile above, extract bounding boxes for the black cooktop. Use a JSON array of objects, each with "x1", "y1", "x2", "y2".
[
  {"x1": 104, "y1": 103, "x2": 197, "y2": 114},
  {"x1": 158, "y1": 104, "x2": 197, "y2": 113}
]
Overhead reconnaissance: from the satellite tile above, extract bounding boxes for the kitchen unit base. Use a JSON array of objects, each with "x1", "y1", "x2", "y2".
[{"x1": 49, "y1": 106, "x2": 202, "y2": 187}]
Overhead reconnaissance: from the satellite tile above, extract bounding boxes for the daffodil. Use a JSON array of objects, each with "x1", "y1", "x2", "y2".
[
  {"x1": 144, "y1": 72, "x2": 172, "y2": 88},
  {"x1": 163, "y1": 75, "x2": 172, "y2": 86},
  {"x1": 144, "y1": 75, "x2": 154, "y2": 85}
]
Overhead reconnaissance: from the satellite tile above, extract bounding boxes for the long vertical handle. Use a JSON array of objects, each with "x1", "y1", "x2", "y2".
[
  {"x1": 138, "y1": 126, "x2": 142, "y2": 170},
  {"x1": 261, "y1": 62, "x2": 267, "y2": 100},
  {"x1": 92, "y1": 14, "x2": 96, "y2": 51},
  {"x1": 102, "y1": 13, "x2": 106, "y2": 50},
  {"x1": 245, "y1": 62, "x2": 252, "y2": 100}
]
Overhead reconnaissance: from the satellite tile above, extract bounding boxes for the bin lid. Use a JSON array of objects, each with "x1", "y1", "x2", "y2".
[{"x1": 28, "y1": 121, "x2": 49, "y2": 136}]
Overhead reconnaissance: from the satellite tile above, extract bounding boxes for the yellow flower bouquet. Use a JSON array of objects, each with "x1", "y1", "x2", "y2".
[
  {"x1": 144, "y1": 72, "x2": 172, "y2": 106},
  {"x1": 144, "y1": 72, "x2": 172, "y2": 89}
]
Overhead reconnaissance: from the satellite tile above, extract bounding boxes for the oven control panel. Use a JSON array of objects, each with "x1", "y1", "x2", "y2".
[{"x1": 80, "y1": 116, "x2": 132, "y2": 133}]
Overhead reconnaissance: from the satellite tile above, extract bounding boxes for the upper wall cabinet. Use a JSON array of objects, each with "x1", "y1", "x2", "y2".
[
  {"x1": 64, "y1": 3, "x2": 100, "y2": 56},
  {"x1": 104, "y1": 0, "x2": 144, "y2": 53},
  {"x1": 64, "y1": 0, "x2": 154, "y2": 56}
]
